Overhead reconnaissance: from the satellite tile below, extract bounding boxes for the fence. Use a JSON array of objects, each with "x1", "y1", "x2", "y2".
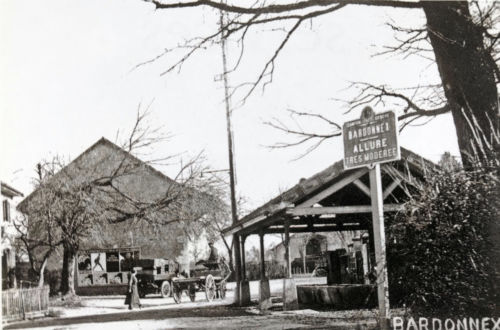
[{"x1": 2, "y1": 286, "x2": 50, "y2": 322}]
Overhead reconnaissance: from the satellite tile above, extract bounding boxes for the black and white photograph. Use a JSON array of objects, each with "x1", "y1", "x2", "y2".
[{"x1": 1, "y1": 0, "x2": 498, "y2": 329}]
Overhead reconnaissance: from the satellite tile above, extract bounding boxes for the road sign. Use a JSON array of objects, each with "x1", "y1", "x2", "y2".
[
  {"x1": 342, "y1": 106, "x2": 399, "y2": 329},
  {"x1": 343, "y1": 107, "x2": 400, "y2": 169}
]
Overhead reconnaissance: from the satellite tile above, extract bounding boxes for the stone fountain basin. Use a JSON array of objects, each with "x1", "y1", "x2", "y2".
[{"x1": 296, "y1": 284, "x2": 377, "y2": 310}]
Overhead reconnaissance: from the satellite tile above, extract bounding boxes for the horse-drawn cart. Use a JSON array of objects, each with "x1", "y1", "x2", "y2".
[{"x1": 171, "y1": 261, "x2": 230, "y2": 303}]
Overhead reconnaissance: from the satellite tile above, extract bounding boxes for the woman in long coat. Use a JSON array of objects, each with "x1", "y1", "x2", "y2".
[{"x1": 124, "y1": 269, "x2": 141, "y2": 310}]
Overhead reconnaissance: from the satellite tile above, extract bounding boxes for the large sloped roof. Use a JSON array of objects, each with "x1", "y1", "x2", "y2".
[
  {"x1": 18, "y1": 137, "x2": 176, "y2": 212},
  {"x1": 1, "y1": 182, "x2": 24, "y2": 198}
]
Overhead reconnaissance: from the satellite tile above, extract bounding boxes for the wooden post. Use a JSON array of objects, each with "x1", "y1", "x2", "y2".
[
  {"x1": 284, "y1": 221, "x2": 291, "y2": 278},
  {"x1": 240, "y1": 236, "x2": 247, "y2": 280},
  {"x1": 233, "y1": 234, "x2": 241, "y2": 304},
  {"x1": 20, "y1": 288, "x2": 26, "y2": 320},
  {"x1": 259, "y1": 231, "x2": 266, "y2": 279},
  {"x1": 240, "y1": 235, "x2": 251, "y2": 305},
  {"x1": 38, "y1": 289, "x2": 41, "y2": 312},
  {"x1": 258, "y1": 230, "x2": 271, "y2": 309},
  {"x1": 282, "y1": 220, "x2": 298, "y2": 310},
  {"x1": 369, "y1": 164, "x2": 390, "y2": 327},
  {"x1": 5, "y1": 290, "x2": 9, "y2": 317}
]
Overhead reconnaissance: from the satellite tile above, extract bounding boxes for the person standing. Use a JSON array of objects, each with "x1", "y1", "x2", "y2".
[
  {"x1": 124, "y1": 269, "x2": 141, "y2": 310},
  {"x1": 207, "y1": 242, "x2": 219, "y2": 263}
]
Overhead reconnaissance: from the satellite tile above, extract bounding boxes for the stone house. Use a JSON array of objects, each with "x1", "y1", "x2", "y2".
[
  {"x1": 1, "y1": 182, "x2": 24, "y2": 289},
  {"x1": 266, "y1": 231, "x2": 366, "y2": 274}
]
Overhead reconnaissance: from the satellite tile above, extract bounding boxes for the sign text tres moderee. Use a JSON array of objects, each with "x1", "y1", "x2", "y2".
[{"x1": 343, "y1": 107, "x2": 400, "y2": 169}]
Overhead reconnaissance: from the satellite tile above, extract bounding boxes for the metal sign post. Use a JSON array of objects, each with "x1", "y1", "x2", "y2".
[{"x1": 342, "y1": 106, "x2": 400, "y2": 329}]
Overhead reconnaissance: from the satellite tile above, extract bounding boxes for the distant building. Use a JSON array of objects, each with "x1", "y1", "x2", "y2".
[
  {"x1": 266, "y1": 231, "x2": 366, "y2": 274},
  {"x1": 1, "y1": 182, "x2": 24, "y2": 289},
  {"x1": 18, "y1": 138, "x2": 215, "y2": 294}
]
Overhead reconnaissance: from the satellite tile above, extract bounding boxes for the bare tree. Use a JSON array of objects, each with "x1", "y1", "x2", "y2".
[
  {"x1": 13, "y1": 210, "x2": 63, "y2": 288},
  {"x1": 18, "y1": 108, "x2": 218, "y2": 296},
  {"x1": 296, "y1": 233, "x2": 313, "y2": 273},
  {"x1": 182, "y1": 169, "x2": 251, "y2": 273},
  {"x1": 140, "y1": 0, "x2": 498, "y2": 167}
]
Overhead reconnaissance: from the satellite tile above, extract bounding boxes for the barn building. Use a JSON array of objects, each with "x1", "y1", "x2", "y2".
[{"x1": 18, "y1": 138, "x2": 215, "y2": 295}]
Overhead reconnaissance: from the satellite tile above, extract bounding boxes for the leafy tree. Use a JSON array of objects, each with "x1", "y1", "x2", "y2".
[{"x1": 387, "y1": 158, "x2": 499, "y2": 316}]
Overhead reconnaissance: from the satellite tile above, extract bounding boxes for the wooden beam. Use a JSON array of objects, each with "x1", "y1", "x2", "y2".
[
  {"x1": 381, "y1": 165, "x2": 415, "y2": 199},
  {"x1": 287, "y1": 204, "x2": 403, "y2": 216},
  {"x1": 297, "y1": 168, "x2": 368, "y2": 208},
  {"x1": 294, "y1": 217, "x2": 368, "y2": 226},
  {"x1": 223, "y1": 214, "x2": 267, "y2": 236},
  {"x1": 263, "y1": 225, "x2": 365, "y2": 234},
  {"x1": 353, "y1": 179, "x2": 371, "y2": 197},
  {"x1": 268, "y1": 223, "x2": 363, "y2": 229},
  {"x1": 382, "y1": 164, "x2": 421, "y2": 188},
  {"x1": 382, "y1": 178, "x2": 402, "y2": 200}
]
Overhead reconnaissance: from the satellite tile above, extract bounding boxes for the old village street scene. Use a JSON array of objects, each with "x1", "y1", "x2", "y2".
[{"x1": 1, "y1": 1, "x2": 499, "y2": 329}]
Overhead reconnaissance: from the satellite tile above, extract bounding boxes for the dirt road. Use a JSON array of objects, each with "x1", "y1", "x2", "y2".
[
  {"x1": 4, "y1": 305, "x2": 377, "y2": 329},
  {"x1": 3, "y1": 278, "x2": 378, "y2": 329}
]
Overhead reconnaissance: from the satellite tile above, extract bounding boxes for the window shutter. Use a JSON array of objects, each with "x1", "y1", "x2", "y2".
[{"x1": 3, "y1": 200, "x2": 10, "y2": 222}]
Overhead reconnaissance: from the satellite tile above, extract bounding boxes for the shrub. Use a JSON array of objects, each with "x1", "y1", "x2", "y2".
[
  {"x1": 242, "y1": 261, "x2": 286, "y2": 280},
  {"x1": 387, "y1": 164, "x2": 499, "y2": 317}
]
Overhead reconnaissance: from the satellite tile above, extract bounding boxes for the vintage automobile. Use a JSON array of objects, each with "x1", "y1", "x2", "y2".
[
  {"x1": 136, "y1": 258, "x2": 179, "y2": 298},
  {"x1": 171, "y1": 260, "x2": 231, "y2": 303}
]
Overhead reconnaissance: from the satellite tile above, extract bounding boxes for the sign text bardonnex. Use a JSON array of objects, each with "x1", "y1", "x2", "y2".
[{"x1": 343, "y1": 107, "x2": 400, "y2": 169}]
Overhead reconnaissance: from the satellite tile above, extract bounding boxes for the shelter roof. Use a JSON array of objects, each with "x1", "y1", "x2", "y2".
[{"x1": 223, "y1": 147, "x2": 435, "y2": 237}]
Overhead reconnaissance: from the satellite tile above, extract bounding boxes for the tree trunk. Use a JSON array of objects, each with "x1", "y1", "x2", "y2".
[
  {"x1": 221, "y1": 235, "x2": 234, "y2": 273},
  {"x1": 227, "y1": 248, "x2": 234, "y2": 273},
  {"x1": 424, "y1": 2, "x2": 499, "y2": 307},
  {"x1": 38, "y1": 257, "x2": 48, "y2": 288},
  {"x1": 302, "y1": 246, "x2": 307, "y2": 274},
  {"x1": 60, "y1": 245, "x2": 76, "y2": 295},
  {"x1": 37, "y1": 248, "x2": 55, "y2": 288},
  {"x1": 422, "y1": 1, "x2": 499, "y2": 167}
]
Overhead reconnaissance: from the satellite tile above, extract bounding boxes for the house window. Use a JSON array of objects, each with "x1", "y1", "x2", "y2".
[
  {"x1": 306, "y1": 238, "x2": 322, "y2": 256},
  {"x1": 3, "y1": 200, "x2": 10, "y2": 222}
]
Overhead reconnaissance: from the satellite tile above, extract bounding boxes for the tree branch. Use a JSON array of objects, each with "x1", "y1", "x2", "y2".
[{"x1": 148, "y1": 0, "x2": 422, "y2": 13}]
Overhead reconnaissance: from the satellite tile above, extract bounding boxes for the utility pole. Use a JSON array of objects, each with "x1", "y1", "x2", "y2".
[{"x1": 219, "y1": 9, "x2": 242, "y2": 305}]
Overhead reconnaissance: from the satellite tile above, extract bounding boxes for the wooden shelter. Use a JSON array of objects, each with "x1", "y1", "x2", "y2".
[{"x1": 223, "y1": 147, "x2": 435, "y2": 308}]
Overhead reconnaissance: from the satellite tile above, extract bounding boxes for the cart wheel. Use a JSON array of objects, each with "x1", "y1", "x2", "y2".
[
  {"x1": 205, "y1": 274, "x2": 216, "y2": 302},
  {"x1": 172, "y1": 282, "x2": 182, "y2": 304},
  {"x1": 160, "y1": 281, "x2": 171, "y2": 298},
  {"x1": 188, "y1": 284, "x2": 196, "y2": 302},
  {"x1": 219, "y1": 281, "x2": 226, "y2": 299}
]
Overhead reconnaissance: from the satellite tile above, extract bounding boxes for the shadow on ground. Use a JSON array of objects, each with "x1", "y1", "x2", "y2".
[{"x1": 4, "y1": 306, "x2": 251, "y2": 329}]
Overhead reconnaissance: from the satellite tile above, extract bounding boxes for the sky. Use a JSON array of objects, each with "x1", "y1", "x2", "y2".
[{"x1": 0, "y1": 0, "x2": 460, "y2": 244}]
